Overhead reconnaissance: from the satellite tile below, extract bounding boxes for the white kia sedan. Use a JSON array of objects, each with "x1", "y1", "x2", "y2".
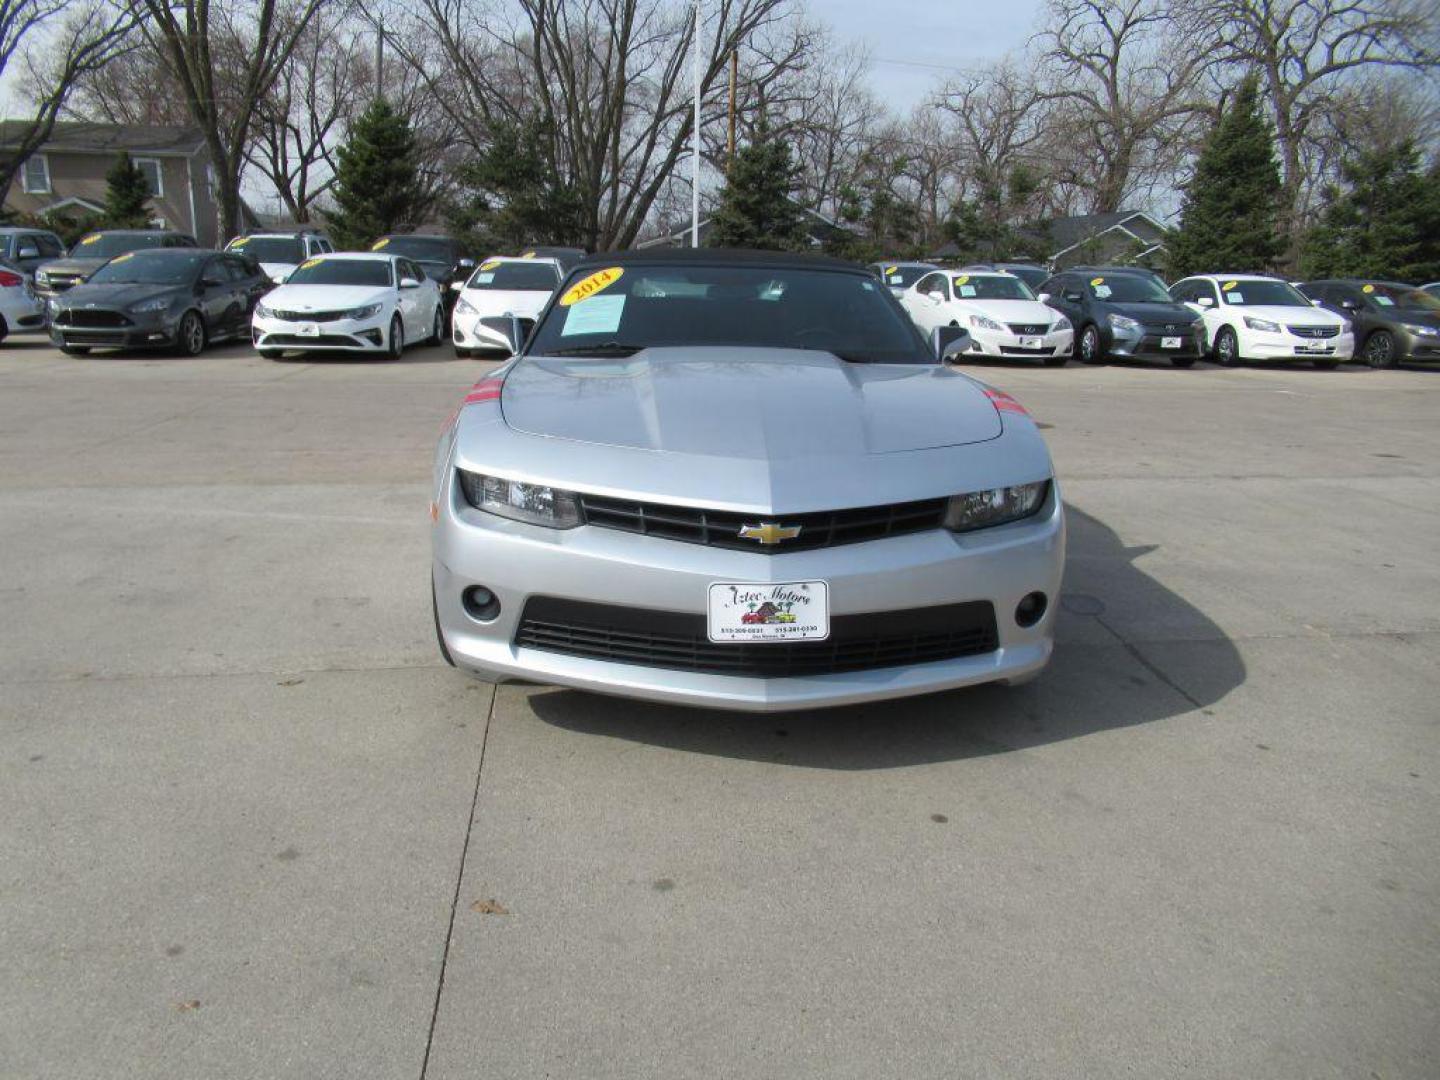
[
  {"x1": 902, "y1": 270, "x2": 1073, "y2": 366},
  {"x1": 1169, "y1": 274, "x2": 1354, "y2": 368},
  {"x1": 251, "y1": 252, "x2": 444, "y2": 359},
  {"x1": 451, "y1": 256, "x2": 563, "y2": 356}
]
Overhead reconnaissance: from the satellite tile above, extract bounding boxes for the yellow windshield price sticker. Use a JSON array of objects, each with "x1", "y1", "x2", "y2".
[
  {"x1": 1362, "y1": 284, "x2": 1375, "y2": 293},
  {"x1": 954, "y1": 274, "x2": 970, "y2": 286},
  {"x1": 299, "y1": 258, "x2": 320, "y2": 270},
  {"x1": 232, "y1": 237, "x2": 249, "y2": 247},
  {"x1": 371, "y1": 238, "x2": 390, "y2": 250},
  {"x1": 111, "y1": 252, "x2": 134, "y2": 263},
  {"x1": 520, "y1": 251, "x2": 536, "y2": 259},
  {"x1": 559, "y1": 267, "x2": 624, "y2": 307},
  {"x1": 79, "y1": 234, "x2": 100, "y2": 245},
  {"x1": 479, "y1": 259, "x2": 502, "y2": 271},
  {"x1": 1221, "y1": 280, "x2": 1238, "y2": 290},
  {"x1": 1090, "y1": 277, "x2": 1104, "y2": 286},
  {"x1": 884, "y1": 265, "x2": 898, "y2": 276}
]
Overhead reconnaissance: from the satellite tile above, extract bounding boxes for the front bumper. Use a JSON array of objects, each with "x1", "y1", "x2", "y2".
[
  {"x1": 252, "y1": 313, "x2": 388, "y2": 352},
  {"x1": 1236, "y1": 326, "x2": 1354, "y2": 361},
  {"x1": 433, "y1": 478, "x2": 1065, "y2": 712},
  {"x1": 1397, "y1": 330, "x2": 1440, "y2": 362},
  {"x1": 1106, "y1": 324, "x2": 1206, "y2": 359},
  {"x1": 965, "y1": 325, "x2": 1073, "y2": 359},
  {"x1": 451, "y1": 310, "x2": 511, "y2": 352},
  {"x1": 49, "y1": 312, "x2": 180, "y2": 350}
]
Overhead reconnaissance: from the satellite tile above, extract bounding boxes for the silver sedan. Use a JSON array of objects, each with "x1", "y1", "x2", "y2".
[{"x1": 431, "y1": 249, "x2": 1065, "y2": 712}]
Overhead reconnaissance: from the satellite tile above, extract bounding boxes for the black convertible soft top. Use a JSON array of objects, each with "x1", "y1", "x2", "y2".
[{"x1": 573, "y1": 247, "x2": 866, "y2": 275}]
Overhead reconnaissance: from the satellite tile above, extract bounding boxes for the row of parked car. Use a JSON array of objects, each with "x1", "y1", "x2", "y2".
[{"x1": 873, "y1": 259, "x2": 1440, "y2": 369}]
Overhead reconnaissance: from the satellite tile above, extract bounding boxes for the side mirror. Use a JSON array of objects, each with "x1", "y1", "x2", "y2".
[
  {"x1": 931, "y1": 324, "x2": 971, "y2": 361},
  {"x1": 1311, "y1": 298, "x2": 1325, "y2": 307},
  {"x1": 1339, "y1": 297, "x2": 1359, "y2": 310},
  {"x1": 926, "y1": 290, "x2": 945, "y2": 303},
  {"x1": 1036, "y1": 292, "x2": 1050, "y2": 303},
  {"x1": 199, "y1": 276, "x2": 225, "y2": 290},
  {"x1": 399, "y1": 277, "x2": 420, "y2": 290},
  {"x1": 1063, "y1": 291, "x2": 1083, "y2": 303},
  {"x1": 478, "y1": 315, "x2": 534, "y2": 354},
  {"x1": 454, "y1": 258, "x2": 476, "y2": 273},
  {"x1": 17, "y1": 244, "x2": 39, "y2": 259},
  {"x1": 1197, "y1": 296, "x2": 1214, "y2": 308},
  {"x1": 450, "y1": 280, "x2": 465, "y2": 291}
]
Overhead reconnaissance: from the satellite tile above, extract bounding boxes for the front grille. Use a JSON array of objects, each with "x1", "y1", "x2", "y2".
[
  {"x1": 515, "y1": 596, "x2": 999, "y2": 677},
  {"x1": 999, "y1": 345, "x2": 1055, "y2": 355},
  {"x1": 59, "y1": 331, "x2": 127, "y2": 346},
  {"x1": 54, "y1": 309, "x2": 131, "y2": 328},
  {"x1": 1007, "y1": 323, "x2": 1048, "y2": 335},
  {"x1": 1289, "y1": 325, "x2": 1340, "y2": 339},
  {"x1": 261, "y1": 333, "x2": 365, "y2": 347},
  {"x1": 1143, "y1": 323, "x2": 1189, "y2": 333},
  {"x1": 268, "y1": 309, "x2": 355, "y2": 322},
  {"x1": 577, "y1": 493, "x2": 948, "y2": 553}
]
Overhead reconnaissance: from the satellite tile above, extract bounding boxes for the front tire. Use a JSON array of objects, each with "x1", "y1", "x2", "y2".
[
  {"x1": 258, "y1": 348, "x2": 282, "y2": 360},
  {"x1": 1214, "y1": 326, "x2": 1240, "y2": 367},
  {"x1": 175, "y1": 310, "x2": 206, "y2": 356},
  {"x1": 428, "y1": 305, "x2": 444, "y2": 346},
  {"x1": 1363, "y1": 330, "x2": 1397, "y2": 369},
  {"x1": 1078, "y1": 324, "x2": 1103, "y2": 364},
  {"x1": 387, "y1": 315, "x2": 403, "y2": 360}
]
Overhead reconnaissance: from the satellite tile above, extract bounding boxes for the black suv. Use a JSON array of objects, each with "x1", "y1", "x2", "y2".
[
  {"x1": 1297, "y1": 279, "x2": 1440, "y2": 368},
  {"x1": 1039, "y1": 268, "x2": 1204, "y2": 366}
]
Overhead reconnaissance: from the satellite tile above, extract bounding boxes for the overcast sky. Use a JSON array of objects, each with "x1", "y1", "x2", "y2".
[{"x1": 818, "y1": 0, "x2": 1044, "y2": 110}]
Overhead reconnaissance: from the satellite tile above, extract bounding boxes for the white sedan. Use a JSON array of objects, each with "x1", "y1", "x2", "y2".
[
  {"x1": 251, "y1": 252, "x2": 444, "y2": 359},
  {"x1": 451, "y1": 256, "x2": 563, "y2": 356},
  {"x1": 901, "y1": 270, "x2": 1073, "y2": 366},
  {"x1": 1169, "y1": 274, "x2": 1354, "y2": 368}
]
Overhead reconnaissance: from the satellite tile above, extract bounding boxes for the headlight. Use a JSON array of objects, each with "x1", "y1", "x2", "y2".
[
  {"x1": 255, "y1": 302, "x2": 275, "y2": 319},
  {"x1": 129, "y1": 296, "x2": 172, "y2": 314},
  {"x1": 1191, "y1": 319, "x2": 1205, "y2": 332},
  {"x1": 969, "y1": 314, "x2": 1004, "y2": 332},
  {"x1": 1404, "y1": 323, "x2": 1438, "y2": 337},
  {"x1": 347, "y1": 303, "x2": 383, "y2": 320},
  {"x1": 458, "y1": 470, "x2": 581, "y2": 529},
  {"x1": 1243, "y1": 316, "x2": 1281, "y2": 333},
  {"x1": 1107, "y1": 314, "x2": 1140, "y2": 333},
  {"x1": 454, "y1": 297, "x2": 477, "y2": 316},
  {"x1": 1051, "y1": 315, "x2": 1071, "y2": 332},
  {"x1": 943, "y1": 480, "x2": 1049, "y2": 533}
]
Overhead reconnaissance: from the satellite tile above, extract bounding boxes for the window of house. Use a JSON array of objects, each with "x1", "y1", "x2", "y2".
[
  {"x1": 21, "y1": 155, "x2": 51, "y2": 194},
  {"x1": 134, "y1": 158, "x2": 164, "y2": 197}
]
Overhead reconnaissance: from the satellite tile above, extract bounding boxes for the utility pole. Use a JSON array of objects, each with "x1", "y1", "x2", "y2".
[
  {"x1": 691, "y1": 0, "x2": 701, "y2": 248},
  {"x1": 375, "y1": 21, "x2": 384, "y2": 98},
  {"x1": 727, "y1": 49, "x2": 737, "y2": 175}
]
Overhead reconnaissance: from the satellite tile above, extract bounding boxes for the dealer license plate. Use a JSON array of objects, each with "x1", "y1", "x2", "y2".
[
  {"x1": 707, "y1": 581, "x2": 829, "y2": 643},
  {"x1": 1296, "y1": 343, "x2": 1333, "y2": 354},
  {"x1": 1161, "y1": 336, "x2": 1182, "y2": 348},
  {"x1": 296, "y1": 322, "x2": 320, "y2": 337},
  {"x1": 1018, "y1": 336, "x2": 1042, "y2": 349}
]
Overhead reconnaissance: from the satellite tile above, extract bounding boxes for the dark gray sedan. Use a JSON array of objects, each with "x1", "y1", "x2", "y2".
[{"x1": 1298, "y1": 280, "x2": 1440, "y2": 367}]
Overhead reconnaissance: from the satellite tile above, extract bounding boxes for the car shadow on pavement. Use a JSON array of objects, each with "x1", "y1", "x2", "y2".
[{"x1": 528, "y1": 506, "x2": 1247, "y2": 769}]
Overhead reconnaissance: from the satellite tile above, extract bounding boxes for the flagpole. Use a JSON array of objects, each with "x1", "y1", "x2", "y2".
[{"x1": 691, "y1": 0, "x2": 701, "y2": 248}]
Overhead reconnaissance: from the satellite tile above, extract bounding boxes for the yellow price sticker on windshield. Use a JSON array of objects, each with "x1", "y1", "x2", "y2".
[
  {"x1": 299, "y1": 258, "x2": 320, "y2": 270},
  {"x1": 883, "y1": 265, "x2": 898, "y2": 276},
  {"x1": 1221, "y1": 280, "x2": 1238, "y2": 291},
  {"x1": 1362, "y1": 284, "x2": 1375, "y2": 293},
  {"x1": 954, "y1": 274, "x2": 970, "y2": 286},
  {"x1": 559, "y1": 267, "x2": 623, "y2": 307},
  {"x1": 79, "y1": 234, "x2": 100, "y2": 245},
  {"x1": 111, "y1": 252, "x2": 134, "y2": 263},
  {"x1": 231, "y1": 237, "x2": 249, "y2": 247},
  {"x1": 479, "y1": 259, "x2": 502, "y2": 271},
  {"x1": 1090, "y1": 277, "x2": 1104, "y2": 286},
  {"x1": 371, "y1": 238, "x2": 390, "y2": 250},
  {"x1": 520, "y1": 251, "x2": 536, "y2": 259}
]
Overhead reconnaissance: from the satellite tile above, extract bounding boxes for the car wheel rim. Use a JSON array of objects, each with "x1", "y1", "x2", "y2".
[
  {"x1": 1082, "y1": 330, "x2": 1095, "y2": 360},
  {"x1": 1368, "y1": 337, "x2": 1390, "y2": 365},
  {"x1": 185, "y1": 317, "x2": 202, "y2": 353},
  {"x1": 392, "y1": 320, "x2": 402, "y2": 356},
  {"x1": 1218, "y1": 334, "x2": 1233, "y2": 363}
]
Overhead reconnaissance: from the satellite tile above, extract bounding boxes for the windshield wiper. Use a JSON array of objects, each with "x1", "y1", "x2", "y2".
[{"x1": 543, "y1": 342, "x2": 646, "y2": 357}]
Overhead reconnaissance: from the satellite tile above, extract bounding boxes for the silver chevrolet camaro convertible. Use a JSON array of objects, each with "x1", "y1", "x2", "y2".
[{"x1": 431, "y1": 249, "x2": 1064, "y2": 712}]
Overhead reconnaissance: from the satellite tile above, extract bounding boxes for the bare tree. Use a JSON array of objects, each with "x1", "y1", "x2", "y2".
[
  {"x1": 0, "y1": 0, "x2": 141, "y2": 197},
  {"x1": 1198, "y1": 0, "x2": 1438, "y2": 254},
  {"x1": 64, "y1": 45, "x2": 194, "y2": 126},
  {"x1": 1038, "y1": 0, "x2": 1214, "y2": 213},
  {"x1": 135, "y1": 0, "x2": 333, "y2": 239}
]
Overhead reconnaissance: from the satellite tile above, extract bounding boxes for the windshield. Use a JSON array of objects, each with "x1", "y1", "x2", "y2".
[
  {"x1": 527, "y1": 264, "x2": 930, "y2": 363},
  {"x1": 1085, "y1": 274, "x2": 1173, "y2": 302},
  {"x1": 88, "y1": 251, "x2": 207, "y2": 285},
  {"x1": 373, "y1": 237, "x2": 455, "y2": 264},
  {"x1": 230, "y1": 237, "x2": 304, "y2": 264},
  {"x1": 876, "y1": 264, "x2": 931, "y2": 289},
  {"x1": 70, "y1": 233, "x2": 167, "y2": 259},
  {"x1": 953, "y1": 274, "x2": 1035, "y2": 301},
  {"x1": 1218, "y1": 279, "x2": 1310, "y2": 307},
  {"x1": 1361, "y1": 283, "x2": 1440, "y2": 313},
  {"x1": 998, "y1": 265, "x2": 1048, "y2": 290},
  {"x1": 466, "y1": 262, "x2": 559, "y2": 291},
  {"x1": 284, "y1": 258, "x2": 392, "y2": 287}
]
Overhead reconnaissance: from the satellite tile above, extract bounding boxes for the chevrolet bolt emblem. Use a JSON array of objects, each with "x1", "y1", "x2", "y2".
[{"x1": 739, "y1": 522, "x2": 801, "y2": 545}]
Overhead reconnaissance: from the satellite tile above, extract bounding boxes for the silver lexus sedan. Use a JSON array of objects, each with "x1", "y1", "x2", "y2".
[{"x1": 431, "y1": 249, "x2": 1064, "y2": 712}]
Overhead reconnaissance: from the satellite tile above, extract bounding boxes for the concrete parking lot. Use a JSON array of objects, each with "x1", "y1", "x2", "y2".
[{"x1": 1, "y1": 337, "x2": 1437, "y2": 1079}]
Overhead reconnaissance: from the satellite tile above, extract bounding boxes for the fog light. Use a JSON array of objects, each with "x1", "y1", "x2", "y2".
[
  {"x1": 1015, "y1": 591, "x2": 1047, "y2": 628},
  {"x1": 461, "y1": 586, "x2": 501, "y2": 622}
]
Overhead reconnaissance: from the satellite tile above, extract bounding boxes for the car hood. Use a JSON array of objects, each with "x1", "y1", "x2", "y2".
[
  {"x1": 1103, "y1": 301, "x2": 1199, "y2": 326},
  {"x1": 953, "y1": 298, "x2": 1062, "y2": 324},
  {"x1": 1389, "y1": 307, "x2": 1440, "y2": 326},
  {"x1": 501, "y1": 348, "x2": 1003, "y2": 458},
  {"x1": 459, "y1": 288, "x2": 552, "y2": 318},
  {"x1": 58, "y1": 282, "x2": 186, "y2": 309},
  {"x1": 263, "y1": 284, "x2": 391, "y2": 309},
  {"x1": 1228, "y1": 304, "x2": 1345, "y2": 327},
  {"x1": 38, "y1": 257, "x2": 107, "y2": 278}
]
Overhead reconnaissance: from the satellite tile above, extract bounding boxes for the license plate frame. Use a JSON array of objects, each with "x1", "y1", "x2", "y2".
[
  {"x1": 1161, "y1": 335, "x2": 1182, "y2": 349},
  {"x1": 296, "y1": 322, "x2": 321, "y2": 337},
  {"x1": 707, "y1": 581, "x2": 830, "y2": 644},
  {"x1": 1018, "y1": 336, "x2": 1042, "y2": 349}
]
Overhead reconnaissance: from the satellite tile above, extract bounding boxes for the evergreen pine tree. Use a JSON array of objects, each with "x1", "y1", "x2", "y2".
[
  {"x1": 707, "y1": 129, "x2": 808, "y2": 251},
  {"x1": 448, "y1": 115, "x2": 587, "y2": 252},
  {"x1": 1168, "y1": 77, "x2": 1283, "y2": 279},
  {"x1": 325, "y1": 99, "x2": 422, "y2": 250},
  {"x1": 1300, "y1": 141, "x2": 1440, "y2": 283},
  {"x1": 102, "y1": 152, "x2": 153, "y2": 229}
]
